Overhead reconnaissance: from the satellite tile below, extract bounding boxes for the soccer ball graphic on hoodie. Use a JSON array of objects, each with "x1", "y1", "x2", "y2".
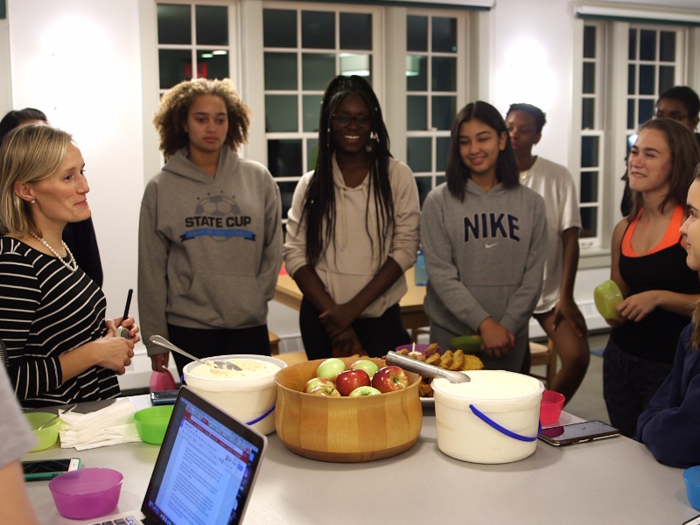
[{"x1": 195, "y1": 194, "x2": 240, "y2": 217}]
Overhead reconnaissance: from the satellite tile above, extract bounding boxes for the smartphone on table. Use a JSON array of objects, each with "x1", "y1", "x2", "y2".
[
  {"x1": 150, "y1": 389, "x2": 180, "y2": 406},
  {"x1": 22, "y1": 458, "x2": 81, "y2": 481},
  {"x1": 539, "y1": 420, "x2": 620, "y2": 446}
]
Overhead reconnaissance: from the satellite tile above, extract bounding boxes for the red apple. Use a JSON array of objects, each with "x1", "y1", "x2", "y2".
[
  {"x1": 303, "y1": 377, "x2": 335, "y2": 394},
  {"x1": 372, "y1": 366, "x2": 409, "y2": 393},
  {"x1": 349, "y1": 386, "x2": 382, "y2": 397},
  {"x1": 335, "y1": 369, "x2": 371, "y2": 396},
  {"x1": 350, "y1": 359, "x2": 379, "y2": 379},
  {"x1": 308, "y1": 384, "x2": 341, "y2": 397},
  {"x1": 316, "y1": 358, "x2": 346, "y2": 382}
]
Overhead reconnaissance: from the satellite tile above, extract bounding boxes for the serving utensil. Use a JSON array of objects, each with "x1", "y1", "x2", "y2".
[
  {"x1": 386, "y1": 351, "x2": 470, "y2": 383},
  {"x1": 149, "y1": 335, "x2": 242, "y2": 371},
  {"x1": 36, "y1": 403, "x2": 77, "y2": 430}
]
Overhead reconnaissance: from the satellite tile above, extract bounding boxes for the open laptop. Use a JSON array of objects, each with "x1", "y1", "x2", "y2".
[{"x1": 81, "y1": 387, "x2": 267, "y2": 525}]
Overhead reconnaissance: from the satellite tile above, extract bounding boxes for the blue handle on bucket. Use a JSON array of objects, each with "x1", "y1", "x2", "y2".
[
  {"x1": 469, "y1": 404, "x2": 541, "y2": 442},
  {"x1": 246, "y1": 405, "x2": 275, "y2": 426}
]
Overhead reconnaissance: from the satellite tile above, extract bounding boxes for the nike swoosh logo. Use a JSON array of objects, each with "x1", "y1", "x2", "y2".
[{"x1": 485, "y1": 243, "x2": 498, "y2": 248}]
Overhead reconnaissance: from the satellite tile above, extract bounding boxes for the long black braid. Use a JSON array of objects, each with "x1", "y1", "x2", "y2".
[{"x1": 301, "y1": 75, "x2": 394, "y2": 268}]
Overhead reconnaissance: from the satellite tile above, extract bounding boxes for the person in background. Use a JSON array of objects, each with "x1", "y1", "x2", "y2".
[
  {"x1": 637, "y1": 163, "x2": 700, "y2": 468},
  {"x1": 505, "y1": 103, "x2": 589, "y2": 403},
  {"x1": 621, "y1": 86, "x2": 700, "y2": 217},
  {"x1": 0, "y1": 108, "x2": 103, "y2": 287},
  {"x1": 0, "y1": 125, "x2": 138, "y2": 407},
  {"x1": 0, "y1": 364, "x2": 41, "y2": 525},
  {"x1": 139, "y1": 78, "x2": 282, "y2": 376},
  {"x1": 284, "y1": 75, "x2": 420, "y2": 359},
  {"x1": 421, "y1": 101, "x2": 547, "y2": 372},
  {"x1": 605, "y1": 118, "x2": 700, "y2": 438}
]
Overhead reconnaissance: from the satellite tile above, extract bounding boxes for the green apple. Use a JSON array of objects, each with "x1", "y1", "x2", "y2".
[
  {"x1": 349, "y1": 386, "x2": 382, "y2": 397},
  {"x1": 316, "y1": 358, "x2": 346, "y2": 382},
  {"x1": 350, "y1": 359, "x2": 379, "y2": 379}
]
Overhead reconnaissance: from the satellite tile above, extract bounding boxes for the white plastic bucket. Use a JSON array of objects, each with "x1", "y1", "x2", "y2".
[
  {"x1": 183, "y1": 354, "x2": 287, "y2": 435},
  {"x1": 432, "y1": 370, "x2": 544, "y2": 464}
]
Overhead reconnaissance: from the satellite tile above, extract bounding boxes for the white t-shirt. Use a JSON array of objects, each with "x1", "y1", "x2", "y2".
[{"x1": 520, "y1": 156, "x2": 582, "y2": 313}]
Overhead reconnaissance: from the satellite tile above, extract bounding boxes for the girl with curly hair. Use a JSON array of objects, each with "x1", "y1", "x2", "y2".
[
  {"x1": 139, "y1": 78, "x2": 282, "y2": 375},
  {"x1": 284, "y1": 75, "x2": 420, "y2": 359}
]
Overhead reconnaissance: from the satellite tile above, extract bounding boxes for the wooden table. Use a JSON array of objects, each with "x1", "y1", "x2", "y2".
[{"x1": 275, "y1": 267, "x2": 429, "y2": 342}]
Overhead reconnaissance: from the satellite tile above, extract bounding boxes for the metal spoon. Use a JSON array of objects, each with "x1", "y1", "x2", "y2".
[
  {"x1": 36, "y1": 403, "x2": 77, "y2": 431},
  {"x1": 386, "y1": 351, "x2": 470, "y2": 383},
  {"x1": 149, "y1": 335, "x2": 242, "y2": 371}
]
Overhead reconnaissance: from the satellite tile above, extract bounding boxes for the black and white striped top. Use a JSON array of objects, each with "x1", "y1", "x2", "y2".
[{"x1": 0, "y1": 237, "x2": 119, "y2": 407}]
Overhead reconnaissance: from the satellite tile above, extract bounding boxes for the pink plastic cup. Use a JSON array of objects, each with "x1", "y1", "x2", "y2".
[
  {"x1": 540, "y1": 390, "x2": 565, "y2": 425},
  {"x1": 49, "y1": 468, "x2": 123, "y2": 520},
  {"x1": 149, "y1": 369, "x2": 177, "y2": 393}
]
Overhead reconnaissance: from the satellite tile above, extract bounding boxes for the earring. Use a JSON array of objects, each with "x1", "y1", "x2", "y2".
[{"x1": 30, "y1": 199, "x2": 36, "y2": 204}]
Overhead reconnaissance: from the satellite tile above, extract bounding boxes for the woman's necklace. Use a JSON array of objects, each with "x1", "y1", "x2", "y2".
[{"x1": 30, "y1": 233, "x2": 77, "y2": 272}]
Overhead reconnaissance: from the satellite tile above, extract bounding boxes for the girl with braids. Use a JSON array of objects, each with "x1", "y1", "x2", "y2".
[
  {"x1": 284, "y1": 75, "x2": 420, "y2": 359},
  {"x1": 637, "y1": 162, "x2": 700, "y2": 468},
  {"x1": 420, "y1": 101, "x2": 547, "y2": 372}
]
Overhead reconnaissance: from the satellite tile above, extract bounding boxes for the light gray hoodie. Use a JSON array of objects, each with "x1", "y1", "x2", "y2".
[
  {"x1": 420, "y1": 179, "x2": 547, "y2": 369},
  {"x1": 138, "y1": 147, "x2": 282, "y2": 356}
]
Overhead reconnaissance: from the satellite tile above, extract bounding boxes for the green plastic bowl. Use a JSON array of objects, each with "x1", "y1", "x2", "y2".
[
  {"x1": 450, "y1": 335, "x2": 483, "y2": 354},
  {"x1": 134, "y1": 406, "x2": 174, "y2": 445},
  {"x1": 594, "y1": 280, "x2": 623, "y2": 320},
  {"x1": 26, "y1": 412, "x2": 61, "y2": 452}
]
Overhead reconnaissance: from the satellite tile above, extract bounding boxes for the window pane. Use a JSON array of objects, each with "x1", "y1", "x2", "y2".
[
  {"x1": 303, "y1": 54, "x2": 335, "y2": 90},
  {"x1": 580, "y1": 207, "x2": 597, "y2": 238},
  {"x1": 639, "y1": 30, "x2": 656, "y2": 61},
  {"x1": 277, "y1": 181, "x2": 298, "y2": 220},
  {"x1": 196, "y1": 6, "x2": 227, "y2": 46},
  {"x1": 583, "y1": 26, "x2": 596, "y2": 59},
  {"x1": 264, "y1": 53, "x2": 297, "y2": 91},
  {"x1": 581, "y1": 136, "x2": 599, "y2": 168},
  {"x1": 303, "y1": 95, "x2": 322, "y2": 132},
  {"x1": 264, "y1": 9, "x2": 296, "y2": 48},
  {"x1": 639, "y1": 65, "x2": 655, "y2": 95},
  {"x1": 265, "y1": 95, "x2": 298, "y2": 132},
  {"x1": 268, "y1": 139, "x2": 302, "y2": 177},
  {"x1": 436, "y1": 175, "x2": 445, "y2": 186},
  {"x1": 432, "y1": 57, "x2": 456, "y2": 92},
  {"x1": 582, "y1": 98, "x2": 594, "y2": 130},
  {"x1": 432, "y1": 17, "x2": 456, "y2": 53},
  {"x1": 302, "y1": 11, "x2": 334, "y2": 49},
  {"x1": 582, "y1": 63, "x2": 595, "y2": 94},
  {"x1": 407, "y1": 137, "x2": 431, "y2": 173},
  {"x1": 406, "y1": 55, "x2": 428, "y2": 91},
  {"x1": 339, "y1": 53, "x2": 371, "y2": 79},
  {"x1": 432, "y1": 96, "x2": 456, "y2": 131},
  {"x1": 407, "y1": 15, "x2": 428, "y2": 52},
  {"x1": 407, "y1": 96, "x2": 427, "y2": 131},
  {"x1": 198, "y1": 50, "x2": 228, "y2": 80},
  {"x1": 628, "y1": 64, "x2": 636, "y2": 95},
  {"x1": 627, "y1": 133, "x2": 637, "y2": 155},
  {"x1": 158, "y1": 4, "x2": 190, "y2": 45},
  {"x1": 627, "y1": 99, "x2": 635, "y2": 130},
  {"x1": 159, "y1": 49, "x2": 192, "y2": 90},
  {"x1": 659, "y1": 66, "x2": 675, "y2": 94},
  {"x1": 638, "y1": 99, "x2": 654, "y2": 125},
  {"x1": 580, "y1": 171, "x2": 598, "y2": 203},
  {"x1": 415, "y1": 176, "x2": 433, "y2": 207},
  {"x1": 436, "y1": 137, "x2": 450, "y2": 172},
  {"x1": 307, "y1": 138, "x2": 318, "y2": 171},
  {"x1": 628, "y1": 29, "x2": 636, "y2": 60},
  {"x1": 340, "y1": 12, "x2": 371, "y2": 50},
  {"x1": 659, "y1": 31, "x2": 676, "y2": 62}
]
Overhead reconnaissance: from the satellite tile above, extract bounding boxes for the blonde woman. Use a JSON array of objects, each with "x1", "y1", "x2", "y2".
[{"x1": 0, "y1": 125, "x2": 138, "y2": 407}]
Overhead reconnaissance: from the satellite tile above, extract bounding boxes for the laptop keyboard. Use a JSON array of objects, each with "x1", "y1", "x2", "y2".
[{"x1": 91, "y1": 517, "x2": 141, "y2": 525}]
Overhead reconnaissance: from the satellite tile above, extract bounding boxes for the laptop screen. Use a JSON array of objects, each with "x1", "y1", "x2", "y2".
[{"x1": 140, "y1": 388, "x2": 267, "y2": 525}]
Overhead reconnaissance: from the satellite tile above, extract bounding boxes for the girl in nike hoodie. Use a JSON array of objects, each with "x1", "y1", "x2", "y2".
[
  {"x1": 421, "y1": 101, "x2": 547, "y2": 371},
  {"x1": 139, "y1": 78, "x2": 282, "y2": 376}
]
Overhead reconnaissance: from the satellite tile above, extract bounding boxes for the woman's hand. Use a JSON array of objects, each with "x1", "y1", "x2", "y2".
[
  {"x1": 93, "y1": 320, "x2": 135, "y2": 375},
  {"x1": 605, "y1": 317, "x2": 626, "y2": 328},
  {"x1": 109, "y1": 316, "x2": 141, "y2": 345},
  {"x1": 616, "y1": 291, "x2": 658, "y2": 322},
  {"x1": 319, "y1": 304, "x2": 360, "y2": 339},
  {"x1": 331, "y1": 327, "x2": 366, "y2": 356},
  {"x1": 478, "y1": 317, "x2": 515, "y2": 358},
  {"x1": 151, "y1": 353, "x2": 169, "y2": 372}
]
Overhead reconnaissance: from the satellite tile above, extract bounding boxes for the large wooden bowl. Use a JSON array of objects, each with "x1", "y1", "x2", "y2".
[{"x1": 275, "y1": 357, "x2": 423, "y2": 462}]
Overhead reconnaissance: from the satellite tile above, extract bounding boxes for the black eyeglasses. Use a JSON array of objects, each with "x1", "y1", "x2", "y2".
[
  {"x1": 653, "y1": 112, "x2": 690, "y2": 122},
  {"x1": 332, "y1": 114, "x2": 371, "y2": 127}
]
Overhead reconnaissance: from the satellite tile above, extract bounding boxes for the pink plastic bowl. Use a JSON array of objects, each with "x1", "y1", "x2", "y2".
[
  {"x1": 49, "y1": 468, "x2": 123, "y2": 520},
  {"x1": 540, "y1": 390, "x2": 565, "y2": 425},
  {"x1": 150, "y1": 370, "x2": 177, "y2": 393}
]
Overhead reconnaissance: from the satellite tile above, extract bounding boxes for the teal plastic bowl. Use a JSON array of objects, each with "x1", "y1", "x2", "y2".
[
  {"x1": 133, "y1": 406, "x2": 174, "y2": 445},
  {"x1": 25, "y1": 412, "x2": 61, "y2": 452},
  {"x1": 685, "y1": 465, "x2": 700, "y2": 510}
]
